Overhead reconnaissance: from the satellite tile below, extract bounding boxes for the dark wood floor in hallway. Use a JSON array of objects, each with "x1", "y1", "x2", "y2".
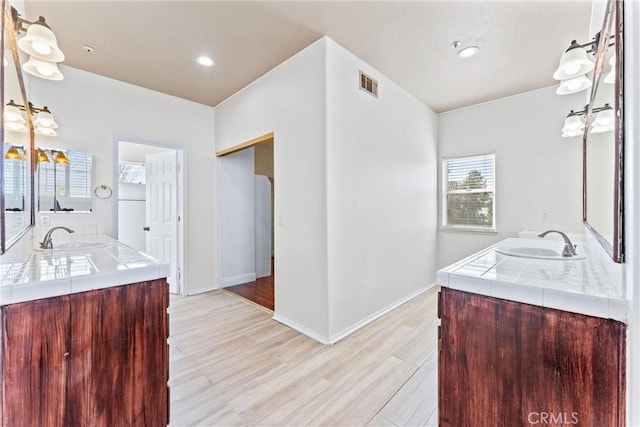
[{"x1": 225, "y1": 263, "x2": 274, "y2": 311}]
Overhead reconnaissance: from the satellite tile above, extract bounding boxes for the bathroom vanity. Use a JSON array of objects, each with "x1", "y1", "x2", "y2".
[
  {"x1": 0, "y1": 234, "x2": 170, "y2": 426},
  {"x1": 436, "y1": 237, "x2": 626, "y2": 427}
]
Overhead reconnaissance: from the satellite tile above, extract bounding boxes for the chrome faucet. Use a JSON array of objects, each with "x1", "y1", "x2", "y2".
[
  {"x1": 538, "y1": 230, "x2": 577, "y2": 257},
  {"x1": 39, "y1": 226, "x2": 75, "y2": 249}
]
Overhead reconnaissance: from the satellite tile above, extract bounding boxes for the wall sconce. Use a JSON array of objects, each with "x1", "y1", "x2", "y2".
[
  {"x1": 37, "y1": 148, "x2": 51, "y2": 164},
  {"x1": 11, "y1": 7, "x2": 65, "y2": 81},
  {"x1": 52, "y1": 150, "x2": 69, "y2": 165},
  {"x1": 37, "y1": 148, "x2": 68, "y2": 165},
  {"x1": 3, "y1": 100, "x2": 60, "y2": 136},
  {"x1": 561, "y1": 103, "x2": 614, "y2": 137},
  {"x1": 604, "y1": 54, "x2": 616, "y2": 84},
  {"x1": 3, "y1": 100, "x2": 28, "y2": 133},
  {"x1": 4, "y1": 145, "x2": 24, "y2": 161},
  {"x1": 553, "y1": 34, "x2": 614, "y2": 95}
]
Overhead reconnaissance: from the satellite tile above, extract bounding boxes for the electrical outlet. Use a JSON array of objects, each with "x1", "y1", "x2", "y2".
[
  {"x1": 541, "y1": 212, "x2": 549, "y2": 222},
  {"x1": 40, "y1": 214, "x2": 50, "y2": 226}
]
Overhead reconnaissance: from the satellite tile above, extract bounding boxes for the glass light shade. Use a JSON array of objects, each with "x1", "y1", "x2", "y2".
[
  {"x1": 590, "y1": 125, "x2": 614, "y2": 134},
  {"x1": 604, "y1": 54, "x2": 616, "y2": 84},
  {"x1": 4, "y1": 121, "x2": 29, "y2": 133},
  {"x1": 22, "y1": 56, "x2": 64, "y2": 81},
  {"x1": 53, "y1": 151, "x2": 69, "y2": 165},
  {"x1": 556, "y1": 74, "x2": 592, "y2": 95},
  {"x1": 553, "y1": 43, "x2": 594, "y2": 80},
  {"x1": 35, "y1": 126, "x2": 57, "y2": 137},
  {"x1": 17, "y1": 19, "x2": 65, "y2": 62},
  {"x1": 592, "y1": 108, "x2": 615, "y2": 127},
  {"x1": 561, "y1": 115, "x2": 585, "y2": 133},
  {"x1": 5, "y1": 147, "x2": 22, "y2": 161},
  {"x1": 38, "y1": 150, "x2": 51, "y2": 164},
  {"x1": 33, "y1": 110, "x2": 59, "y2": 129},
  {"x1": 4, "y1": 105, "x2": 25, "y2": 123},
  {"x1": 561, "y1": 129, "x2": 583, "y2": 138}
]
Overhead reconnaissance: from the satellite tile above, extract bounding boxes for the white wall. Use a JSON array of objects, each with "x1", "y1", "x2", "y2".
[
  {"x1": 28, "y1": 65, "x2": 216, "y2": 294},
  {"x1": 255, "y1": 175, "x2": 272, "y2": 278},
  {"x1": 219, "y1": 148, "x2": 256, "y2": 287},
  {"x1": 215, "y1": 38, "x2": 329, "y2": 338},
  {"x1": 437, "y1": 86, "x2": 584, "y2": 268},
  {"x1": 325, "y1": 39, "x2": 438, "y2": 338}
]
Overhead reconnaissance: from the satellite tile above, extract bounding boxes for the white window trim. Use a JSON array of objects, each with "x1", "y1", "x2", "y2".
[{"x1": 441, "y1": 153, "x2": 496, "y2": 233}]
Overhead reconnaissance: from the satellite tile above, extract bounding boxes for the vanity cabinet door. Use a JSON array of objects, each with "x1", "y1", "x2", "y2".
[
  {"x1": 0, "y1": 296, "x2": 71, "y2": 427},
  {"x1": 438, "y1": 288, "x2": 626, "y2": 427},
  {"x1": 67, "y1": 280, "x2": 170, "y2": 426},
  {"x1": 0, "y1": 279, "x2": 169, "y2": 427}
]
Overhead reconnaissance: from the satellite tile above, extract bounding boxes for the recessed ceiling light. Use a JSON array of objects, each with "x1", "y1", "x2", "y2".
[
  {"x1": 196, "y1": 55, "x2": 215, "y2": 67},
  {"x1": 457, "y1": 46, "x2": 480, "y2": 58},
  {"x1": 83, "y1": 45, "x2": 95, "y2": 53}
]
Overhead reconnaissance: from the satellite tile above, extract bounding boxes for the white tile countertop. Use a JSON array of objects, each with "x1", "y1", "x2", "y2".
[
  {"x1": 0, "y1": 234, "x2": 170, "y2": 305},
  {"x1": 437, "y1": 237, "x2": 627, "y2": 322}
]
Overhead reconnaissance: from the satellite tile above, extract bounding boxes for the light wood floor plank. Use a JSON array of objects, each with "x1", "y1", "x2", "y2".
[{"x1": 169, "y1": 286, "x2": 440, "y2": 426}]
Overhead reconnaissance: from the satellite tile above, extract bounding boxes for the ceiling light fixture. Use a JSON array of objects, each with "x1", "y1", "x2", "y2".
[
  {"x1": 196, "y1": 55, "x2": 215, "y2": 67},
  {"x1": 451, "y1": 41, "x2": 479, "y2": 59},
  {"x1": 11, "y1": 7, "x2": 65, "y2": 80},
  {"x1": 38, "y1": 149, "x2": 51, "y2": 164},
  {"x1": 52, "y1": 150, "x2": 69, "y2": 165}
]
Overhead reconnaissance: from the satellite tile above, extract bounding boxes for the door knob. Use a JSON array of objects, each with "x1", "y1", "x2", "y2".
[{"x1": 143, "y1": 226, "x2": 150, "y2": 231}]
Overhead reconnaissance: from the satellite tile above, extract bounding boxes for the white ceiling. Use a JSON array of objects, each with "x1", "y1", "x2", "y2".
[{"x1": 23, "y1": 0, "x2": 593, "y2": 113}]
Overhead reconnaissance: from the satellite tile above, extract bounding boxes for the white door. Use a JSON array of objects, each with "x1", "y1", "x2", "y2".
[{"x1": 145, "y1": 150, "x2": 179, "y2": 293}]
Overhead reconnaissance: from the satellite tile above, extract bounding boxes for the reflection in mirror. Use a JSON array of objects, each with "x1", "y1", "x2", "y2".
[
  {"x1": 3, "y1": 6, "x2": 32, "y2": 251},
  {"x1": 583, "y1": 0, "x2": 624, "y2": 262},
  {"x1": 37, "y1": 149, "x2": 92, "y2": 212}
]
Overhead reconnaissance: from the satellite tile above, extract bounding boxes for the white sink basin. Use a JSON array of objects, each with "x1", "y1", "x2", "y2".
[
  {"x1": 35, "y1": 241, "x2": 109, "y2": 251},
  {"x1": 496, "y1": 245, "x2": 585, "y2": 260}
]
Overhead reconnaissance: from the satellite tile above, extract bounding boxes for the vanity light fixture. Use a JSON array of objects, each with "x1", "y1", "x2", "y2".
[
  {"x1": 604, "y1": 54, "x2": 616, "y2": 84},
  {"x1": 4, "y1": 100, "x2": 60, "y2": 136},
  {"x1": 553, "y1": 34, "x2": 615, "y2": 95},
  {"x1": 52, "y1": 150, "x2": 69, "y2": 165},
  {"x1": 4, "y1": 145, "x2": 23, "y2": 161},
  {"x1": 3, "y1": 100, "x2": 28, "y2": 133},
  {"x1": 37, "y1": 149, "x2": 51, "y2": 164},
  {"x1": 561, "y1": 103, "x2": 614, "y2": 137},
  {"x1": 590, "y1": 103, "x2": 615, "y2": 133},
  {"x1": 11, "y1": 7, "x2": 65, "y2": 80}
]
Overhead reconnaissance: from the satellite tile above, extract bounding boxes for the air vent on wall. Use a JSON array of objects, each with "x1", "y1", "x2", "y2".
[{"x1": 359, "y1": 71, "x2": 378, "y2": 97}]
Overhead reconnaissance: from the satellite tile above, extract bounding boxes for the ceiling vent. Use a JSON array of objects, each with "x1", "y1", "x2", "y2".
[{"x1": 359, "y1": 71, "x2": 378, "y2": 97}]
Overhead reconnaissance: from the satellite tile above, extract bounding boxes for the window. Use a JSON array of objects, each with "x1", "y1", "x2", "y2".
[
  {"x1": 118, "y1": 161, "x2": 146, "y2": 184},
  {"x1": 442, "y1": 153, "x2": 495, "y2": 231}
]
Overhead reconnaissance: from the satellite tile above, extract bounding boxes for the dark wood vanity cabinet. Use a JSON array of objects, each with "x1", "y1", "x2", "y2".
[
  {"x1": 438, "y1": 288, "x2": 626, "y2": 427},
  {"x1": 0, "y1": 279, "x2": 169, "y2": 426}
]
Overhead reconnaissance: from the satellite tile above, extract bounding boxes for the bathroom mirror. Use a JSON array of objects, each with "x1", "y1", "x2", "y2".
[
  {"x1": 1, "y1": 0, "x2": 34, "y2": 254},
  {"x1": 583, "y1": 0, "x2": 624, "y2": 263},
  {"x1": 37, "y1": 149, "x2": 92, "y2": 212}
]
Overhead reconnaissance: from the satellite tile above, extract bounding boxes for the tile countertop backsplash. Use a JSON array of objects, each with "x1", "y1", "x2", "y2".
[
  {"x1": 437, "y1": 237, "x2": 627, "y2": 322},
  {"x1": 0, "y1": 234, "x2": 170, "y2": 305}
]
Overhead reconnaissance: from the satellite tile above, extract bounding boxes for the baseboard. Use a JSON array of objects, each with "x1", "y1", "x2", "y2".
[
  {"x1": 186, "y1": 283, "x2": 218, "y2": 295},
  {"x1": 272, "y1": 314, "x2": 331, "y2": 345},
  {"x1": 272, "y1": 282, "x2": 436, "y2": 346},
  {"x1": 328, "y1": 282, "x2": 436, "y2": 344},
  {"x1": 220, "y1": 273, "x2": 257, "y2": 288}
]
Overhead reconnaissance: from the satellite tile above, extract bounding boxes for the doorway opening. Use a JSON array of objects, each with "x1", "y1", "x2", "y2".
[
  {"x1": 217, "y1": 133, "x2": 274, "y2": 311},
  {"x1": 116, "y1": 140, "x2": 185, "y2": 295}
]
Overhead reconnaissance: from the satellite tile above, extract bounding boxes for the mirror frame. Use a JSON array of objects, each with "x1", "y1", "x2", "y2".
[
  {"x1": 1, "y1": 0, "x2": 35, "y2": 254},
  {"x1": 583, "y1": 0, "x2": 624, "y2": 263}
]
